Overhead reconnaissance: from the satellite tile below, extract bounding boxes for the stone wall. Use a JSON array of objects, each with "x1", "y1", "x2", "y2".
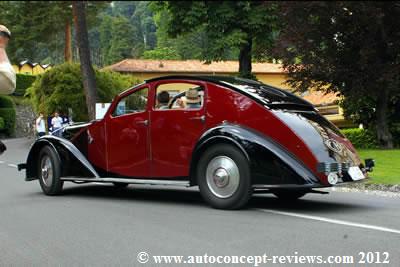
[{"x1": 15, "y1": 104, "x2": 36, "y2": 138}]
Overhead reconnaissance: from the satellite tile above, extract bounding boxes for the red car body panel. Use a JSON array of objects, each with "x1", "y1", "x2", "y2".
[{"x1": 203, "y1": 83, "x2": 324, "y2": 183}]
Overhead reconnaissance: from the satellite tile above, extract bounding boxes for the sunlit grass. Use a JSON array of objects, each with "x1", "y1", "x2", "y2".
[{"x1": 357, "y1": 149, "x2": 400, "y2": 184}]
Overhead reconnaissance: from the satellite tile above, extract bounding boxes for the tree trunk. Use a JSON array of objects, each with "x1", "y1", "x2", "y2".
[
  {"x1": 376, "y1": 86, "x2": 393, "y2": 148},
  {"x1": 72, "y1": 1, "x2": 98, "y2": 120},
  {"x1": 238, "y1": 37, "x2": 253, "y2": 79},
  {"x1": 64, "y1": 20, "x2": 72, "y2": 62}
]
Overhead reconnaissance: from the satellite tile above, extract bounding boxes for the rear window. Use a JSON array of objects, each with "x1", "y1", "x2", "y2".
[{"x1": 216, "y1": 76, "x2": 313, "y2": 108}]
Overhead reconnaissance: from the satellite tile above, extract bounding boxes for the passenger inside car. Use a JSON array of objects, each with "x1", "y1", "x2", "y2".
[
  {"x1": 156, "y1": 90, "x2": 170, "y2": 110},
  {"x1": 185, "y1": 88, "x2": 202, "y2": 109}
]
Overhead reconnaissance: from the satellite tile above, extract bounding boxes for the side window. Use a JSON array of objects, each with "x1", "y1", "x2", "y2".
[
  {"x1": 155, "y1": 83, "x2": 204, "y2": 110},
  {"x1": 113, "y1": 87, "x2": 148, "y2": 117}
]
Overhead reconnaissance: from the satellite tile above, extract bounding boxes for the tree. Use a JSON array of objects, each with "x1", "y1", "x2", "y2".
[
  {"x1": 0, "y1": 1, "x2": 107, "y2": 64},
  {"x1": 152, "y1": 1, "x2": 277, "y2": 78},
  {"x1": 99, "y1": 15, "x2": 138, "y2": 65},
  {"x1": 273, "y1": 2, "x2": 400, "y2": 148},
  {"x1": 73, "y1": 1, "x2": 98, "y2": 120}
]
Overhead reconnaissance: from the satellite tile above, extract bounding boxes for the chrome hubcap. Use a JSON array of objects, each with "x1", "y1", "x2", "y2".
[
  {"x1": 206, "y1": 156, "x2": 240, "y2": 198},
  {"x1": 41, "y1": 156, "x2": 53, "y2": 187}
]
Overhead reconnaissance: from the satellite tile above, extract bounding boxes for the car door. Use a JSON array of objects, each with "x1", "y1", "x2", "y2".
[
  {"x1": 105, "y1": 86, "x2": 150, "y2": 177},
  {"x1": 150, "y1": 81, "x2": 207, "y2": 178}
]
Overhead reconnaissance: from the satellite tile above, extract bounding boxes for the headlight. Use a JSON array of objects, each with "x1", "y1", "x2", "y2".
[{"x1": 327, "y1": 172, "x2": 339, "y2": 185}]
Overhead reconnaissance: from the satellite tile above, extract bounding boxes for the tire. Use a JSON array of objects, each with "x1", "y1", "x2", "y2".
[
  {"x1": 197, "y1": 144, "x2": 252, "y2": 209},
  {"x1": 273, "y1": 189, "x2": 308, "y2": 201},
  {"x1": 38, "y1": 146, "x2": 64, "y2": 195},
  {"x1": 113, "y1": 182, "x2": 128, "y2": 188}
]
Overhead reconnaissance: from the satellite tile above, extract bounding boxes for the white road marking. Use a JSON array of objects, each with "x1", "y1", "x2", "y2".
[
  {"x1": 7, "y1": 164, "x2": 17, "y2": 168},
  {"x1": 258, "y1": 209, "x2": 400, "y2": 235},
  {"x1": 0, "y1": 161, "x2": 4, "y2": 164}
]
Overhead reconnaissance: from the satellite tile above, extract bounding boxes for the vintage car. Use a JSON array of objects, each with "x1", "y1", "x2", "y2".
[{"x1": 18, "y1": 75, "x2": 374, "y2": 209}]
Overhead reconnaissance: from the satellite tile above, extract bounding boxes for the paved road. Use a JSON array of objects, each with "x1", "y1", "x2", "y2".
[{"x1": 0, "y1": 138, "x2": 399, "y2": 266}]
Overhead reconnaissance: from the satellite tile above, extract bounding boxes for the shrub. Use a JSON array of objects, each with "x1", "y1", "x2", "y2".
[
  {"x1": 341, "y1": 128, "x2": 378, "y2": 149},
  {"x1": 0, "y1": 96, "x2": 16, "y2": 136},
  {"x1": 27, "y1": 63, "x2": 140, "y2": 122},
  {"x1": 14, "y1": 74, "x2": 36, "y2": 96},
  {"x1": 0, "y1": 117, "x2": 4, "y2": 130},
  {"x1": 0, "y1": 95, "x2": 14, "y2": 108}
]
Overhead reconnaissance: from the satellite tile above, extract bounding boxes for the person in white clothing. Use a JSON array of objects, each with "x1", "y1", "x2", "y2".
[
  {"x1": 51, "y1": 112, "x2": 64, "y2": 137},
  {"x1": 0, "y1": 25, "x2": 15, "y2": 155},
  {"x1": 0, "y1": 25, "x2": 15, "y2": 95},
  {"x1": 36, "y1": 113, "x2": 46, "y2": 138}
]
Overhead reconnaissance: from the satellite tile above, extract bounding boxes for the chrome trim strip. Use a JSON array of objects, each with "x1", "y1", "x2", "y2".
[
  {"x1": 252, "y1": 184, "x2": 325, "y2": 189},
  {"x1": 61, "y1": 177, "x2": 191, "y2": 187}
]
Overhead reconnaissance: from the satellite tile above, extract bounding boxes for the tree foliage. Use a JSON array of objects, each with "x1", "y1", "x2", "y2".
[
  {"x1": 273, "y1": 1, "x2": 400, "y2": 148},
  {"x1": 152, "y1": 1, "x2": 278, "y2": 78},
  {"x1": 0, "y1": 1, "x2": 107, "y2": 64},
  {"x1": 0, "y1": 96, "x2": 16, "y2": 136}
]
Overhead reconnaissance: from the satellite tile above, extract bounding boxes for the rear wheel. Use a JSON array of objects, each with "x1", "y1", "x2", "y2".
[
  {"x1": 38, "y1": 146, "x2": 64, "y2": 195},
  {"x1": 273, "y1": 189, "x2": 308, "y2": 201},
  {"x1": 197, "y1": 144, "x2": 252, "y2": 209}
]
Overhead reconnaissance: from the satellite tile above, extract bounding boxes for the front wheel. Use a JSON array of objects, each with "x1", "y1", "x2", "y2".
[
  {"x1": 38, "y1": 146, "x2": 64, "y2": 195},
  {"x1": 197, "y1": 144, "x2": 252, "y2": 209}
]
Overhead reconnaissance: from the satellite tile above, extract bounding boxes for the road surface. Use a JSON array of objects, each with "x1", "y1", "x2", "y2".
[{"x1": 0, "y1": 138, "x2": 399, "y2": 266}]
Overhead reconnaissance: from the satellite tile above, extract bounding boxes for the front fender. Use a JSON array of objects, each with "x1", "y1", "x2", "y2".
[
  {"x1": 190, "y1": 123, "x2": 321, "y2": 187},
  {"x1": 22, "y1": 136, "x2": 99, "y2": 181}
]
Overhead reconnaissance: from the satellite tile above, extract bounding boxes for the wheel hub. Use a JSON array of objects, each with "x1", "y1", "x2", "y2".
[
  {"x1": 40, "y1": 156, "x2": 53, "y2": 186},
  {"x1": 206, "y1": 156, "x2": 240, "y2": 198},
  {"x1": 213, "y1": 168, "x2": 229, "y2": 188},
  {"x1": 42, "y1": 167, "x2": 49, "y2": 179}
]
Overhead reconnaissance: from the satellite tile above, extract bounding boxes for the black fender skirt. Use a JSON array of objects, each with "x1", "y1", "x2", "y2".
[
  {"x1": 191, "y1": 123, "x2": 321, "y2": 187},
  {"x1": 22, "y1": 136, "x2": 99, "y2": 181}
]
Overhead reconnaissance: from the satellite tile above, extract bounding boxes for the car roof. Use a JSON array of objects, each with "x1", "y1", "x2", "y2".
[{"x1": 145, "y1": 75, "x2": 314, "y2": 109}]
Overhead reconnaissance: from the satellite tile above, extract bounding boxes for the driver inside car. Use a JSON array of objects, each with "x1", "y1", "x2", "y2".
[{"x1": 157, "y1": 90, "x2": 170, "y2": 110}]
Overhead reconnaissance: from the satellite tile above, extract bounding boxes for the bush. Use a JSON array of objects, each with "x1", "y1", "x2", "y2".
[
  {"x1": 0, "y1": 95, "x2": 14, "y2": 108},
  {"x1": 13, "y1": 74, "x2": 36, "y2": 96},
  {"x1": 27, "y1": 63, "x2": 140, "y2": 122},
  {"x1": 0, "y1": 96, "x2": 16, "y2": 136},
  {"x1": 341, "y1": 128, "x2": 378, "y2": 149},
  {"x1": 0, "y1": 117, "x2": 4, "y2": 130}
]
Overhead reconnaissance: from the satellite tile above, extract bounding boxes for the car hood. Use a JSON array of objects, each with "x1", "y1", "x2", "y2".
[{"x1": 62, "y1": 122, "x2": 92, "y2": 141}]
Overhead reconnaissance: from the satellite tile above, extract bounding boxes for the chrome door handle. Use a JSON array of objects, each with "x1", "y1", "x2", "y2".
[
  {"x1": 189, "y1": 115, "x2": 206, "y2": 123},
  {"x1": 135, "y1": 120, "x2": 148, "y2": 126}
]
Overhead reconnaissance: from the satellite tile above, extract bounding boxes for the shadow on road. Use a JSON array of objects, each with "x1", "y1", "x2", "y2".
[{"x1": 35, "y1": 183, "x2": 377, "y2": 213}]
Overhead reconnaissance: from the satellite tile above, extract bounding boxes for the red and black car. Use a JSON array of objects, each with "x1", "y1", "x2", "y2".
[{"x1": 18, "y1": 76, "x2": 374, "y2": 209}]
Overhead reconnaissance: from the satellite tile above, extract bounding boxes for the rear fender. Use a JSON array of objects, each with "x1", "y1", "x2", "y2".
[{"x1": 190, "y1": 123, "x2": 320, "y2": 187}]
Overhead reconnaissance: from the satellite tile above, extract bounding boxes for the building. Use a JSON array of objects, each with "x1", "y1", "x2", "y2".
[
  {"x1": 104, "y1": 59, "x2": 352, "y2": 127},
  {"x1": 12, "y1": 60, "x2": 52, "y2": 75}
]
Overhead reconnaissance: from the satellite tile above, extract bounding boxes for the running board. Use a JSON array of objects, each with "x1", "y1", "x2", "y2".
[{"x1": 61, "y1": 177, "x2": 191, "y2": 187}]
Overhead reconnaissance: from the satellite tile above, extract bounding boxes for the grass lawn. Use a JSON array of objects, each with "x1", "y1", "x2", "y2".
[{"x1": 357, "y1": 149, "x2": 400, "y2": 184}]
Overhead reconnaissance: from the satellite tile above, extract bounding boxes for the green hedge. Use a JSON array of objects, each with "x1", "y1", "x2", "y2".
[
  {"x1": 27, "y1": 63, "x2": 140, "y2": 122},
  {"x1": 341, "y1": 128, "x2": 378, "y2": 149},
  {"x1": 14, "y1": 74, "x2": 37, "y2": 96},
  {"x1": 0, "y1": 117, "x2": 4, "y2": 130},
  {"x1": 0, "y1": 96, "x2": 16, "y2": 136},
  {"x1": 0, "y1": 95, "x2": 14, "y2": 108}
]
